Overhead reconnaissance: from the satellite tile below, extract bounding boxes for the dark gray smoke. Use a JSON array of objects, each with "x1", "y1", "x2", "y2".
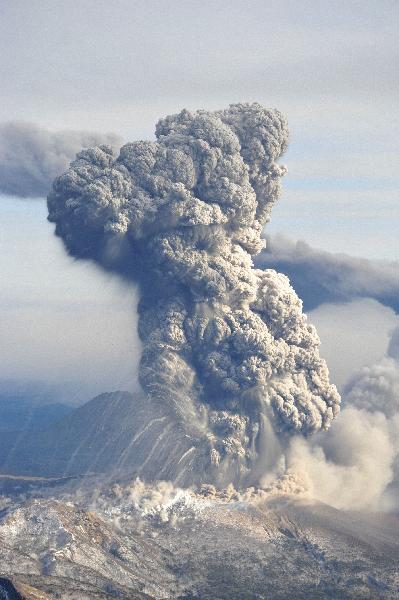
[
  {"x1": 257, "y1": 235, "x2": 399, "y2": 313},
  {"x1": 47, "y1": 103, "x2": 340, "y2": 486},
  {"x1": 0, "y1": 121, "x2": 120, "y2": 198}
]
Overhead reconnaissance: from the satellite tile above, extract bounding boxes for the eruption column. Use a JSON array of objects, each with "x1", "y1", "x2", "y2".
[{"x1": 48, "y1": 103, "x2": 340, "y2": 486}]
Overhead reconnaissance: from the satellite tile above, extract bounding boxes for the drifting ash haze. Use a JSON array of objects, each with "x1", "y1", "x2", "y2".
[
  {"x1": 47, "y1": 103, "x2": 340, "y2": 488},
  {"x1": 0, "y1": 121, "x2": 120, "y2": 198},
  {"x1": 257, "y1": 235, "x2": 399, "y2": 313}
]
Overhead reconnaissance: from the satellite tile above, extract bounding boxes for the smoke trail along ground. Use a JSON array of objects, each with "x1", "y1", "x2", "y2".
[{"x1": 47, "y1": 103, "x2": 340, "y2": 487}]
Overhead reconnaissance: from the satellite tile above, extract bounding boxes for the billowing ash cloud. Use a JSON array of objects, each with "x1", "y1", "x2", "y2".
[
  {"x1": 344, "y1": 325, "x2": 399, "y2": 419},
  {"x1": 256, "y1": 235, "x2": 399, "y2": 313},
  {"x1": 0, "y1": 121, "x2": 120, "y2": 198},
  {"x1": 47, "y1": 103, "x2": 340, "y2": 487},
  {"x1": 287, "y1": 324, "x2": 399, "y2": 511}
]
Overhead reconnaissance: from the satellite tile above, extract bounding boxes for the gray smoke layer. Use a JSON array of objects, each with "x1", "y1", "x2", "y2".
[
  {"x1": 47, "y1": 103, "x2": 340, "y2": 486},
  {"x1": 0, "y1": 121, "x2": 120, "y2": 198},
  {"x1": 257, "y1": 235, "x2": 399, "y2": 313}
]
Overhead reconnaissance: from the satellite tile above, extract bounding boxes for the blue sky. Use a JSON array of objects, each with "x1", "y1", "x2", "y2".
[{"x1": 0, "y1": 0, "x2": 398, "y2": 399}]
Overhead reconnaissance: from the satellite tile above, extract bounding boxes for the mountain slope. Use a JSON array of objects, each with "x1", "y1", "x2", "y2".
[
  {"x1": 0, "y1": 392, "x2": 152, "y2": 478},
  {"x1": 0, "y1": 392, "x2": 198, "y2": 483},
  {"x1": 0, "y1": 489, "x2": 398, "y2": 599}
]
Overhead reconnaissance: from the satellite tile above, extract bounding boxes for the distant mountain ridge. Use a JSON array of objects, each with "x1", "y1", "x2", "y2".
[{"x1": 0, "y1": 397, "x2": 72, "y2": 432}]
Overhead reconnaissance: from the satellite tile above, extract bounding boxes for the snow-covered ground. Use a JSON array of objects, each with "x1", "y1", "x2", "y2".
[{"x1": 0, "y1": 478, "x2": 398, "y2": 599}]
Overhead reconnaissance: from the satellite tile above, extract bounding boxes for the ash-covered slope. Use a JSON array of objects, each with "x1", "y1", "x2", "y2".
[
  {"x1": 0, "y1": 392, "x2": 158, "y2": 479},
  {"x1": 0, "y1": 391, "x2": 214, "y2": 484},
  {"x1": 0, "y1": 577, "x2": 57, "y2": 600},
  {"x1": 0, "y1": 484, "x2": 398, "y2": 600},
  {"x1": 0, "y1": 391, "x2": 136, "y2": 477},
  {"x1": 0, "y1": 497, "x2": 173, "y2": 599}
]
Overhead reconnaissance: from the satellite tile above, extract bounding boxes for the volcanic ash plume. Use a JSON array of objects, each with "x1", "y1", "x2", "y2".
[{"x1": 47, "y1": 103, "x2": 340, "y2": 487}]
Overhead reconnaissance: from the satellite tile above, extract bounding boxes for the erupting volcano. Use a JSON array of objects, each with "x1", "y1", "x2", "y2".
[{"x1": 47, "y1": 103, "x2": 340, "y2": 487}]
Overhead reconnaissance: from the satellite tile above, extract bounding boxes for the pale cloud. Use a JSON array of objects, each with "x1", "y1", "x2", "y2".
[
  {"x1": 0, "y1": 299, "x2": 140, "y2": 402},
  {"x1": 0, "y1": 197, "x2": 140, "y2": 403},
  {"x1": 308, "y1": 299, "x2": 399, "y2": 389}
]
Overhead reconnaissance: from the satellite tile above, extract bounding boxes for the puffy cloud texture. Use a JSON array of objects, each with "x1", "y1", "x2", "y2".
[{"x1": 47, "y1": 103, "x2": 340, "y2": 487}]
